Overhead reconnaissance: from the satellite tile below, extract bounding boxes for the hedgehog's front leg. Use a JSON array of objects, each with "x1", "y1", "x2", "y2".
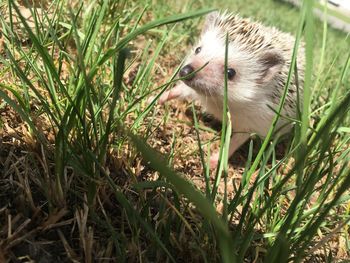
[
  {"x1": 210, "y1": 133, "x2": 250, "y2": 168},
  {"x1": 158, "y1": 81, "x2": 196, "y2": 104}
]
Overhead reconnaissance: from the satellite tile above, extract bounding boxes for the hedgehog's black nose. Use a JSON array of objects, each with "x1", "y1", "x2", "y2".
[{"x1": 179, "y1": 64, "x2": 195, "y2": 80}]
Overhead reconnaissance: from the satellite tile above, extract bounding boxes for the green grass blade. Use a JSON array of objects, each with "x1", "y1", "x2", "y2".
[
  {"x1": 88, "y1": 8, "x2": 215, "y2": 79},
  {"x1": 129, "y1": 133, "x2": 236, "y2": 263}
]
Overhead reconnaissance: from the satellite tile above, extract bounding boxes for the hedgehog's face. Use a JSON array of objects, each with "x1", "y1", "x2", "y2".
[
  {"x1": 179, "y1": 30, "x2": 240, "y2": 98},
  {"x1": 179, "y1": 15, "x2": 285, "y2": 103}
]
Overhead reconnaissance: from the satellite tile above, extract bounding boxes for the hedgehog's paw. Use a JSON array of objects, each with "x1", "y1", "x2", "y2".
[
  {"x1": 146, "y1": 91, "x2": 172, "y2": 105},
  {"x1": 158, "y1": 90, "x2": 173, "y2": 104},
  {"x1": 209, "y1": 152, "x2": 220, "y2": 169},
  {"x1": 158, "y1": 82, "x2": 196, "y2": 105},
  {"x1": 158, "y1": 86, "x2": 183, "y2": 104},
  {"x1": 147, "y1": 90, "x2": 176, "y2": 105},
  {"x1": 147, "y1": 95, "x2": 157, "y2": 104}
]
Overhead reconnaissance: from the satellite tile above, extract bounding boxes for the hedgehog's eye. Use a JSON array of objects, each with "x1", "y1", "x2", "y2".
[
  {"x1": 195, "y1": 46, "x2": 201, "y2": 54},
  {"x1": 227, "y1": 68, "x2": 236, "y2": 80}
]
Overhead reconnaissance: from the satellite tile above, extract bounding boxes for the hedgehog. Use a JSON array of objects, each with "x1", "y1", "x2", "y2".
[{"x1": 159, "y1": 11, "x2": 305, "y2": 167}]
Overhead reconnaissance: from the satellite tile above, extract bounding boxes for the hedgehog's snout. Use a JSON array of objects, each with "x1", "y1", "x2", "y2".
[{"x1": 179, "y1": 64, "x2": 195, "y2": 80}]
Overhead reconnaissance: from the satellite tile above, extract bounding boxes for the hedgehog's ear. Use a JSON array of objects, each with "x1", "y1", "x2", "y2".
[
  {"x1": 202, "y1": 11, "x2": 219, "y2": 33},
  {"x1": 258, "y1": 51, "x2": 285, "y2": 84}
]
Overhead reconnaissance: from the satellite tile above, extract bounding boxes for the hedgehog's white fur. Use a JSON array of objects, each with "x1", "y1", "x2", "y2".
[{"x1": 160, "y1": 11, "x2": 305, "y2": 166}]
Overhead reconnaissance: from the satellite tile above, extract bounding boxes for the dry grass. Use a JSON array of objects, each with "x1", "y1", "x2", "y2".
[{"x1": 1, "y1": 0, "x2": 350, "y2": 262}]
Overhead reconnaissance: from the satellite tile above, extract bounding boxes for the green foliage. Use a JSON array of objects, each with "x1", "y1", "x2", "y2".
[{"x1": 0, "y1": 0, "x2": 349, "y2": 262}]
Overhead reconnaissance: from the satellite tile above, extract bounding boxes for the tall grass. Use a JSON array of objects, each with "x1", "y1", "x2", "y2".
[{"x1": 0, "y1": 0, "x2": 349, "y2": 262}]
